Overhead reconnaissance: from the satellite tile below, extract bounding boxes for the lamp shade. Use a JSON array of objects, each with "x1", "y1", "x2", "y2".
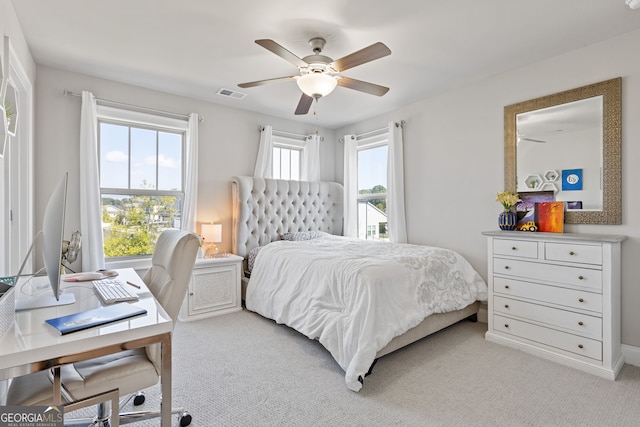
[
  {"x1": 296, "y1": 73, "x2": 337, "y2": 98},
  {"x1": 202, "y1": 223, "x2": 222, "y2": 243}
]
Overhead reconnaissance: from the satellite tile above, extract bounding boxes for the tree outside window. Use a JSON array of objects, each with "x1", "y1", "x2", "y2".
[{"x1": 99, "y1": 121, "x2": 185, "y2": 258}]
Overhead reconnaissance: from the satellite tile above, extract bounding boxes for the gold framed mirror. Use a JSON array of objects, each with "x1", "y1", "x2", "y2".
[{"x1": 504, "y1": 77, "x2": 621, "y2": 224}]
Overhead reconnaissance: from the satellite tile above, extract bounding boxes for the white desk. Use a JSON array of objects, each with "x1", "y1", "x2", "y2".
[{"x1": 0, "y1": 268, "x2": 174, "y2": 426}]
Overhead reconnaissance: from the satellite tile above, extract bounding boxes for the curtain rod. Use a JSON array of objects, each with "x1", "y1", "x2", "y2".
[
  {"x1": 63, "y1": 89, "x2": 204, "y2": 122},
  {"x1": 258, "y1": 126, "x2": 325, "y2": 142},
  {"x1": 339, "y1": 120, "x2": 405, "y2": 143}
]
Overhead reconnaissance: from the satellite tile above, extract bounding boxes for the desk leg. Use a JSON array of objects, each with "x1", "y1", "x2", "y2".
[
  {"x1": 161, "y1": 333, "x2": 172, "y2": 427},
  {"x1": 52, "y1": 367, "x2": 61, "y2": 406}
]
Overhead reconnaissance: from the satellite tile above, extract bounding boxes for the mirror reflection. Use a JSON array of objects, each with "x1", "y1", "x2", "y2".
[
  {"x1": 504, "y1": 77, "x2": 621, "y2": 225},
  {"x1": 516, "y1": 96, "x2": 603, "y2": 210}
]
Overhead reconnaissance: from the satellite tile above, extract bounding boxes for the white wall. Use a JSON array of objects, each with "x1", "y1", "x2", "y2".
[
  {"x1": 336, "y1": 28, "x2": 640, "y2": 348},
  {"x1": 27, "y1": 16, "x2": 640, "y2": 350},
  {"x1": 33, "y1": 66, "x2": 337, "y2": 258}
]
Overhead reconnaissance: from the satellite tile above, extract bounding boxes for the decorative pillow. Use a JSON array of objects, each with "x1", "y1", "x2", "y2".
[
  {"x1": 280, "y1": 231, "x2": 328, "y2": 241},
  {"x1": 247, "y1": 246, "x2": 263, "y2": 273}
]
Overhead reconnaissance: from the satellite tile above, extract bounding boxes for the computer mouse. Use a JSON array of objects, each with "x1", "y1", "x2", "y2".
[
  {"x1": 75, "y1": 272, "x2": 105, "y2": 281},
  {"x1": 97, "y1": 269, "x2": 119, "y2": 277}
]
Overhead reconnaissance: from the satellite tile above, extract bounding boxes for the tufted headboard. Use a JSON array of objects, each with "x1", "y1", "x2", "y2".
[{"x1": 231, "y1": 176, "x2": 344, "y2": 258}]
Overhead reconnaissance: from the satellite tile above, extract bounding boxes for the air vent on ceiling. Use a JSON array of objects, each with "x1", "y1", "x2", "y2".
[{"x1": 216, "y1": 88, "x2": 247, "y2": 100}]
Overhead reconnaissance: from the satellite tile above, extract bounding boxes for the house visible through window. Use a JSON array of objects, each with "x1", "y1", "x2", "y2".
[
  {"x1": 98, "y1": 108, "x2": 187, "y2": 258},
  {"x1": 357, "y1": 139, "x2": 388, "y2": 240}
]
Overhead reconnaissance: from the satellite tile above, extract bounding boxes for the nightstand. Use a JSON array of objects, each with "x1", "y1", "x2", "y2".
[{"x1": 179, "y1": 254, "x2": 243, "y2": 321}]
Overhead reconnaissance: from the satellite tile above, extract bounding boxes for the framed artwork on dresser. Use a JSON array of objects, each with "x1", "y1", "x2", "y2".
[{"x1": 515, "y1": 190, "x2": 555, "y2": 228}]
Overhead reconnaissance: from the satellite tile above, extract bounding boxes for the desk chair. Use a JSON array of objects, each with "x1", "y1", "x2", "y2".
[{"x1": 7, "y1": 229, "x2": 201, "y2": 427}]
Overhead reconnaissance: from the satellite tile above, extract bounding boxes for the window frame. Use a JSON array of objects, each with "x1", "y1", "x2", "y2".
[
  {"x1": 96, "y1": 105, "x2": 189, "y2": 261},
  {"x1": 355, "y1": 134, "x2": 389, "y2": 240},
  {"x1": 271, "y1": 134, "x2": 304, "y2": 181}
]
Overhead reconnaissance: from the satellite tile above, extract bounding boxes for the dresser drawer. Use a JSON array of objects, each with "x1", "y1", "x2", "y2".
[
  {"x1": 494, "y1": 277, "x2": 602, "y2": 313},
  {"x1": 545, "y1": 242, "x2": 602, "y2": 265},
  {"x1": 494, "y1": 296, "x2": 602, "y2": 339},
  {"x1": 494, "y1": 258, "x2": 602, "y2": 291},
  {"x1": 494, "y1": 239, "x2": 538, "y2": 259},
  {"x1": 494, "y1": 315, "x2": 602, "y2": 361}
]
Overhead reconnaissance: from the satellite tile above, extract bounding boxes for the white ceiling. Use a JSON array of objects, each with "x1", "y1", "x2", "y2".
[{"x1": 10, "y1": 0, "x2": 640, "y2": 129}]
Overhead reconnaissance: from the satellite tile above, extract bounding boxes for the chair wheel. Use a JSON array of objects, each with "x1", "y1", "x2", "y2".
[
  {"x1": 133, "y1": 393, "x2": 145, "y2": 406},
  {"x1": 179, "y1": 411, "x2": 192, "y2": 427}
]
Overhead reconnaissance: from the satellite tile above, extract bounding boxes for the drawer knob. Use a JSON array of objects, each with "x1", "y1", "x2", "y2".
[
  {"x1": 504, "y1": 324, "x2": 509, "y2": 328},
  {"x1": 189, "y1": 292, "x2": 194, "y2": 296},
  {"x1": 578, "y1": 344, "x2": 584, "y2": 349},
  {"x1": 569, "y1": 251, "x2": 575, "y2": 256},
  {"x1": 578, "y1": 275, "x2": 584, "y2": 280},
  {"x1": 504, "y1": 304, "x2": 510, "y2": 309},
  {"x1": 504, "y1": 266, "x2": 510, "y2": 270},
  {"x1": 511, "y1": 246, "x2": 517, "y2": 251},
  {"x1": 504, "y1": 285, "x2": 510, "y2": 289},
  {"x1": 578, "y1": 298, "x2": 585, "y2": 303},
  {"x1": 578, "y1": 321, "x2": 584, "y2": 326}
]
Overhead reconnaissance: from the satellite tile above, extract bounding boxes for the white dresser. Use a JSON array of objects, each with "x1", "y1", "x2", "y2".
[
  {"x1": 179, "y1": 255, "x2": 243, "y2": 321},
  {"x1": 482, "y1": 231, "x2": 625, "y2": 379}
]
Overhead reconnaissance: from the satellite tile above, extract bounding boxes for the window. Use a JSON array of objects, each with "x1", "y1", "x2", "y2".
[
  {"x1": 98, "y1": 107, "x2": 188, "y2": 258},
  {"x1": 272, "y1": 134, "x2": 303, "y2": 180},
  {"x1": 357, "y1": 139, "x2": 389, "y2": 241},
  {"x1": 272, "y1": 145, "x2": 301, "y2": 180}
]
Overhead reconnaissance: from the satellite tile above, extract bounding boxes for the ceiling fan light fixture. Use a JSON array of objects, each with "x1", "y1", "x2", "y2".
[{"x1": 296, "y1": 73, "x2": 337, "y2": 99}]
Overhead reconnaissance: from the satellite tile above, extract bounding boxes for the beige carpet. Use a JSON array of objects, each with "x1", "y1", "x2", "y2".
[{"x1": 83, "y1": 309, "x2": 640, "y2": 426}]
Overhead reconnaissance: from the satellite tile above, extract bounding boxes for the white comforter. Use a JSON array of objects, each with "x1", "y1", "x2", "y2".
[{"x1": 246, "y1": 235, "x2": 488, "y2": 392}]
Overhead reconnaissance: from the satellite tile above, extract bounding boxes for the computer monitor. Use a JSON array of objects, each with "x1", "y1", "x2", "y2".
[{"x1": 14, "y1": 172, "x2": 76, "y2": 311}]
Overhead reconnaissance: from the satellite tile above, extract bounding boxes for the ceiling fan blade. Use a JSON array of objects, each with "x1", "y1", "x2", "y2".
[
  {"x1": 255, "y1": 39, "x2": 308, "y2": 68},
  {"x1": 331, "y1": 42, "x2": 391, "y2": 72},
  {"x1": 337, "y1": 76, "x2": 389, "y2": 96},
  {"x1": 238, "y1": 76, "x2": 297, "y2": 88},
  {"x1": 295, "y1": 93, "x2": 314, "y2": 115}
]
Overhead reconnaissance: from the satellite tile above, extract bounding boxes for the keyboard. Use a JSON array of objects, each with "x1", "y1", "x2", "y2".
[{"x1": 92, "y1": 278, "x2": 139, "y2": 304}]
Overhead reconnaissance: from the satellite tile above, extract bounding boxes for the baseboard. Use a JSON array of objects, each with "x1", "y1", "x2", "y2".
[{"x1": 622, "y1": 344, "x2": 640, "y2": 368}]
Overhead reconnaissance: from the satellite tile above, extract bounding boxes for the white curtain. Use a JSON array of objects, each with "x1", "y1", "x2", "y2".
[
  {"x1": 254, "y1": 125, "x2": 273, "y2": 178},
  {"x1": 301, "y1": 134, "x2": 321, "y2": 181},
  {"x1": 387, "y1": 121, "x2": 407, "y2": 243},
  {"x1": 79, "y1": 91, "x2": 105, "y2": 271},
  {"x1": 343, "y1": 134, "x2": 358, "y2": 237},
  {"x1": 182, "y1": 113, "x2": 199, "y2": 232}
]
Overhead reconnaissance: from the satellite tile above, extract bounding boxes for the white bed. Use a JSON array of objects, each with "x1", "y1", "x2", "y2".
[{"x1": 232, "y1": 176, "x2": 487, "y2": 391}]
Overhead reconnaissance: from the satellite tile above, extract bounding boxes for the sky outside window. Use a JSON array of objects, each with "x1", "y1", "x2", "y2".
[
  {"x1": 100, "y1": 123, "x2": 182, "y2": 191},
  {"x1": 358, "y1": 145, "x2": 388, "y2": 191}
]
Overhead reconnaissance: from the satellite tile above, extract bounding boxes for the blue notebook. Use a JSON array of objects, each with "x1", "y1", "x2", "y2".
[{"x1": 45, "y1": 303, "x2": 147, "y2": 335}]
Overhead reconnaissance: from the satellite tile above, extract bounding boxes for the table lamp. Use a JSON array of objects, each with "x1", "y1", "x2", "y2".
[{"x1": 201, "y1": 223, "x2": 222, "y2": 257}]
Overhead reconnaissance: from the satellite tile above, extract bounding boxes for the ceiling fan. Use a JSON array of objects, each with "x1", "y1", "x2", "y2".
[
  {"x1": 517, "y1": 131, "x2": 546, "y2": 144},
  {"x1": 238, "y1": 37, "x2": 391, "y2": 115}
]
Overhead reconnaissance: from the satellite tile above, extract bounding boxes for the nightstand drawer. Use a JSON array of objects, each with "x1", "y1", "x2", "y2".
[
  {"x1": 545, "y1": 242, "x2": 602, "y2": 265},
  {"x1": 494, "y1": 239, "x2": 538, "y2": 259},
  {"x1": 494, "y1": 258, "x2": 602, "y2": 291},
  {"x1": 494, "y1": 277, "x2": 602, "y2": 313},
  {"x1": 494, "y1": 315, "x2": 602, "y2": 361},
  {"x1": 494, "y1": 296, "x2": 602, "y2": 339}
]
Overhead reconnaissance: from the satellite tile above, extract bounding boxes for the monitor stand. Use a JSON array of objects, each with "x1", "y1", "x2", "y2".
[{"x1": 15, "y1": 293, "x2": 76, "y2": 312}]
